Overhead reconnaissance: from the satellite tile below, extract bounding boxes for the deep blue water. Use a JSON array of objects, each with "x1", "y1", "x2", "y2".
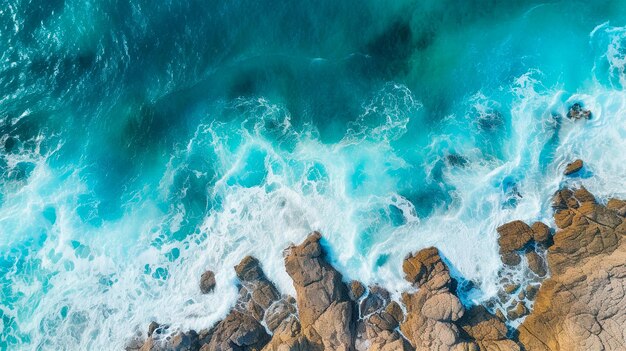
[{"x1": 2, "y1": 1, "x2": 626, "y2": 349}]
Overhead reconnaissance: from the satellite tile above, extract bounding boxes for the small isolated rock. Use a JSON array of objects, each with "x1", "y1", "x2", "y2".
[
  {"x1": 350, "y1": 280, "x2": 365, "y2": 301},
  {"x1": 497, "y1": 220, "x2": 533, "y2": 253},
  {"x1": 526, "y1": 251, "x2": 547, "y2": 277},
  {"x1": 564, "y1": 159, "x2": 583, "y2": 176},
  {"x1": 566, "y1": 103, "x2": 591, "y2": 120},
  {"x1": 504, "y1": 283, "x2": 520, "y2": 295},
  {"x1": 200, "y1": 270, "x2": 216, "y2": 294}
]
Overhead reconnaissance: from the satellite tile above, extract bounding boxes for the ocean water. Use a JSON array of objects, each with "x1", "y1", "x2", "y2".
[{"x1": 1, "y1": 0, "x2": 626, "y2": 349}]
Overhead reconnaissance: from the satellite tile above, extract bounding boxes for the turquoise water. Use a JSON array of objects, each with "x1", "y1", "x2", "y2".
[{"x1": 2, "y1": 0, "x2": 626, "y2": 349}]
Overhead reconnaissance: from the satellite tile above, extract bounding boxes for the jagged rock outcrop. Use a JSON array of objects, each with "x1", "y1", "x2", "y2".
[
  {"x1": 518, "y1": 187, "x2": 626, "y2": 350},
  {"x1": 401, "y1": 247, "x2": 520, "y2": 351},
  {"x1": 458, "y1": 306, "x2": 520, "y2": 351},
  {"x1": 131, "y1": 186, "x2": 626, "y2": 351}
]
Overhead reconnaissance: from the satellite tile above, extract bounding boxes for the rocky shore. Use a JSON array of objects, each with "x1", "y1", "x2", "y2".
[{"x1": 129, "y1": 184, "x2": 626, "y2": 351}]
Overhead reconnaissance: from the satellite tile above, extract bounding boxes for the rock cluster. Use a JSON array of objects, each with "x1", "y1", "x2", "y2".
[
  {"x1": 518, "y1": 187, "x2": 626, "y2": 350},
  {"x1": 130, "y1": 186, "x2": 626, "y2": 351},
  {"x1": 566, "y1": 103, "x2": 591, "y2": 120}
]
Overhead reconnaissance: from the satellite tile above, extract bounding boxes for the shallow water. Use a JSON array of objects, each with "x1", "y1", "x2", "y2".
[{"x1": 1, "y1": 0, "x2": 626, "y2": 349}]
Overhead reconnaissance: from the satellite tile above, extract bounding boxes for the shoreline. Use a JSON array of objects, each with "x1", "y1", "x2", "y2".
[{"x1": 128, "y1": 177, "x2": 626, "y2": 350}]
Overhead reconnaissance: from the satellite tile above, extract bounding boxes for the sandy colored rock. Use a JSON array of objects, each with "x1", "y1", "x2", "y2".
[
  {"x1": 519, "y1": 188, "x2": 626, "y2": 350},
  {"x1": 349, "y1": 280, "x2": 365, "y2": 301},
  {"x1": 421, "y1": 292, "x2": 464, "y2": 322},
  {"x1": 458, "y1": 305, "x2": 521, "y2": 351},
  {"x1": 402, "y1": 247, "x2": 452, "y2": 290},
  {"x1": 607, "y1": 198, "x2": 626, "y2": 217},
  {"x1": 503, "y1": 283, "x2": 519, "y2": 294},
  {"x1": 283, "y1": 232, "x2": 355, "y2": 350},
  {"x1": 497, "y1": 220, "x2": 533, "y2": 253},
  {"x1": 531, "y1": 221, "x2": 551, "y2": 245},
  {"x1": 564, "y1": 159, "x2": 583, "y2": 175},
  {"x1": 401, "y1": 247, "x2": 466, "y2": 351}
]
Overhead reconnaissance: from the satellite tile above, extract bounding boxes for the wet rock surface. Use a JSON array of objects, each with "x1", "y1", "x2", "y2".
[
  {"x1": 564, "y1": 159, "x2": 583, "y2": 176},
  {"x1": 566, "y1": 103, "x2": 592, "y2": 120},
  {"x1": 518, "y1": 187, "x2": 626, "y2": 350},
  {"x1": 132, "y1": 186, "x2": 626, "y2": 351}
]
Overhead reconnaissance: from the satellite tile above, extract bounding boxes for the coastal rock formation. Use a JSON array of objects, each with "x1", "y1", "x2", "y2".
[
  {"x1": 518, "y1": 187, "x2": 626, "y2": 350},
  {"x1": 401, "y1": 247, "x2": 520, "y2": 351},
  {"x1": 132, "y1": 187, "x2": 626, "y2": 351},
  {"x1": 496, "y1": 220, "x2": 533, "y2": 254}
]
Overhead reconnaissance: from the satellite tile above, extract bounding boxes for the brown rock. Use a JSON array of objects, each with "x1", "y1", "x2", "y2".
[
  {"x1": 566, "y1": 103, "x2": 591, "y2": 120},
  {"x1": 458, "y1": 305, "x2": 520, "y2": 350},
  {"x1": 283, "y1": 232, "x2": 354, "y2": 350},
  {"x1": 206, "y1": 311, "x2": 270, "y2": 351},
  {"x1": 531, "y1": 221, "x2": 551, "y2": 245},
  {"x1": 501, "y1": 252, "x2": 521, "y2": 266},
  {"x1": 525, "y1": 284, "x2": 539, "y2": 301},
  {"x1": 421, "y1": 292, "x2": 464, "y2": 322},
  {"x1": 349, "y1": 280, "x2": 365, "y2": 301},
  {"x1": 147, "y1": 321, "x2": 160, "y2": 337},
  {"x1": 507, "y1": 301, "x2": 527, "y2": 320},
  {"x1": 607, "y1": 198, "x2": 626, "y2": 217},
  {"x1": 200, "y1": 270, "x2": 216, "y2": 294},
  {"x1": 526, "y1": 251, "x2": 547, "y2": 277},
  {"x1": 497, "y1": 220, "x2": 533, "y2": 253},
  {"x1": 519, "y1": 189, "x2": 626, "y2": 350},
  {"x1": 385, "y1": 301, "x2": 404, "y2": 324},
  {"x1": 402, "y1": 247, "x2": 452, "y2": 290},
  {"x1": 503, "y1": 283, "x2": 520, "y2": 294},
  {"x1": 360, "y1": 285, "x2": 390, "y2": 316},
  {"x1": 401, "y1": 247, "x2": 465, "y2": 350},
  {"x1": 564, "y1": 159, "x2": 583, "y2": 175},
  {"x1": 235, "y1": 256, "x2": 265, "y2": 282}
]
